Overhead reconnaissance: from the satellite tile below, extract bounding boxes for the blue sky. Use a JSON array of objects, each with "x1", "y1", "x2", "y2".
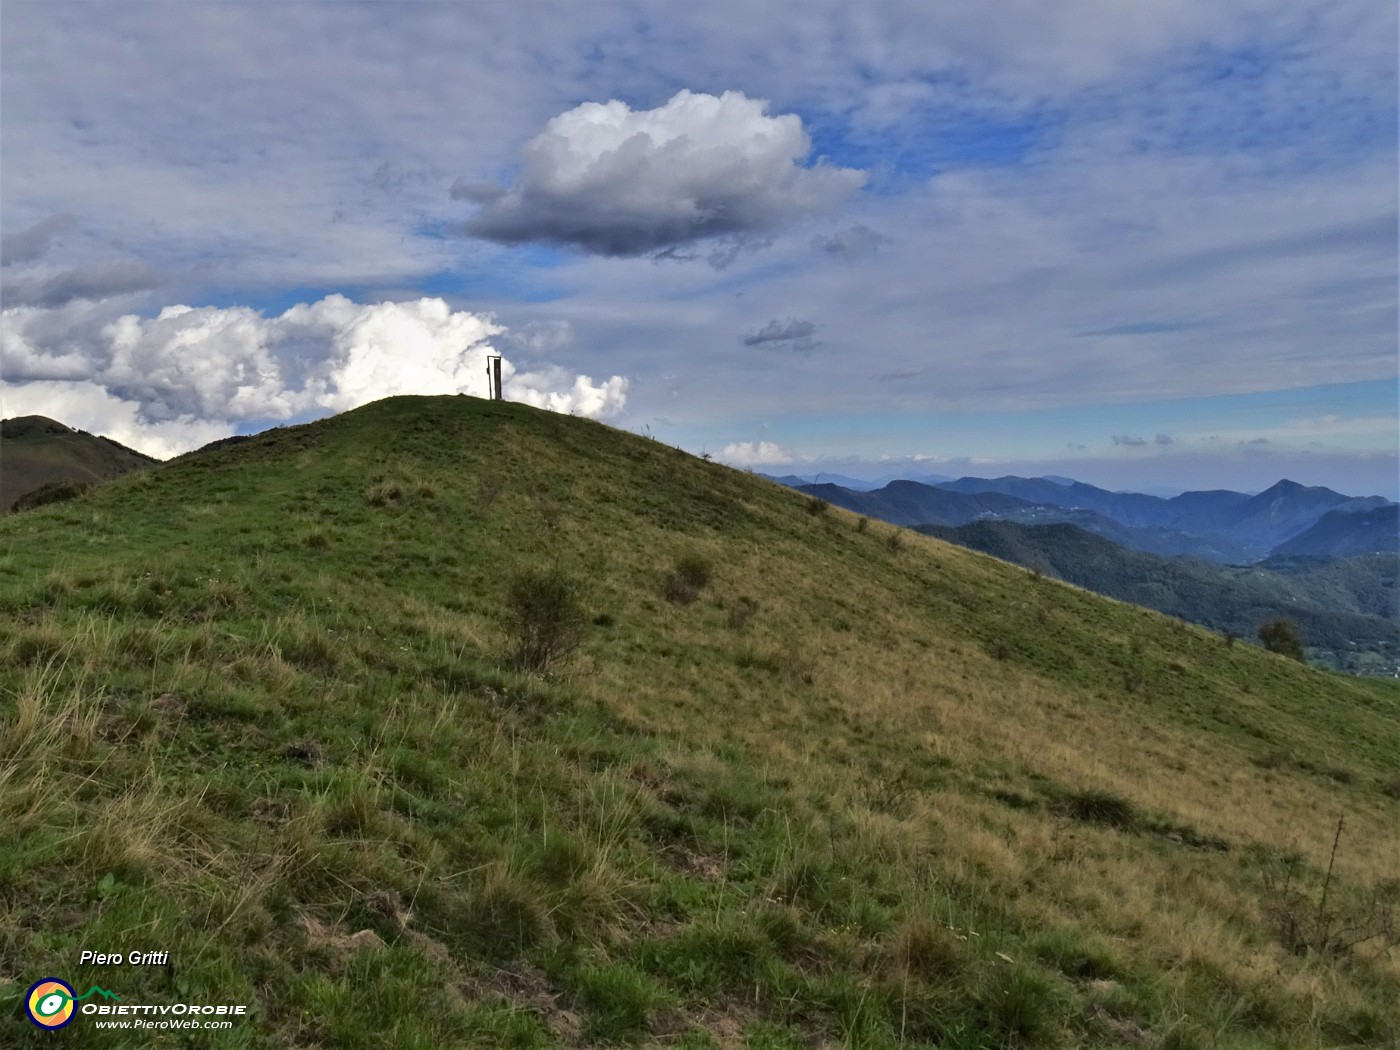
[{"x1": 1, "y1": 1, "x2": 1396, "y2": 496}]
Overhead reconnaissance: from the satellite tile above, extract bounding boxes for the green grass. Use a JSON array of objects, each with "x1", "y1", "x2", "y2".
[{"x1": 1, "y1": 394, "x2": 1397, "y2": 1047}]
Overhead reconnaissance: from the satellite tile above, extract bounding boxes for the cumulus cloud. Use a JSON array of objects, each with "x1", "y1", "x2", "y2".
[
  {"x1": 1, "y1": 295, "x2": 628, "y2": 456},
  {"x1": 2, "y1": 259, "x2": 157, "y2": 308},
  {"x1": 720, "y1": 440, "x2": 795, "y2": 467},
  {"x1": 0, "y1": 380, "x2": 231, "y2": 460},
  {"x1": 1111, "y1": 434, "x2": 1149, "y2": 447},
  {"x1": 1, "y1": 214, "x2": 75, "y2": 266},
  {"x1": 741, "y1": 318, "x2": 819, "y2": 353},
  {"x1": 464, "y1": 90, "x2": 865, "y2": 256},
  {"x1": 506, "y1": 367, "x2": 628, "y2": 417}
]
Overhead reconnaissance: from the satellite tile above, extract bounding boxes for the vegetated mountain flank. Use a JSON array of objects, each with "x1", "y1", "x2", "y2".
[
  {"x1": 0, "y1": 414, "x2": 159, "y2": 511},
  {"x1": 794, "y1": 474, "x2": 1396, "y2": 563},
  {"x1": 1272, "y1": 503, "x2": 1400, "y2": 558},
  {"x1": 918, "y1": 518, "x2": 1400, "y2": 675},
  {"x1": 2, "y1": 395, "x2": 1398, "y2": 1049},
  {"x1": 761, "y1": 472, "x2": 883, "y2": 491}
]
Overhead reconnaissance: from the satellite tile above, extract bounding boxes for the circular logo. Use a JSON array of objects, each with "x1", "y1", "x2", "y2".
[{"x1": 26, "y1": 978, "x2": 77, "y2": 1029}]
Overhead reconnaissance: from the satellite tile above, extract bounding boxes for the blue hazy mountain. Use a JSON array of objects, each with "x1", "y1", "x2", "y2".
[
  {"x1": 781, "y1": 473, "x2": 1394, "y2": 564},
  {"x1": 1271, "y1": 503, "x2": 1399, "y2": 558}
]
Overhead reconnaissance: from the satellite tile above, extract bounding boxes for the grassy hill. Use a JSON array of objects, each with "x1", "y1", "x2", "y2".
[
  {"x1": 915, "y1": 520, "x2": 1400, "y2": 672},
  {"x1": 0, "y1": 415, "x2": 158, "y2": 511},
  {"x1": 1, "y1": 395, "x2": 1397, "y2": 1049}
]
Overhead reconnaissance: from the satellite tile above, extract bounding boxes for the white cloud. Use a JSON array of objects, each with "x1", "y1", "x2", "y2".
[
  {"x1": 0, "y1": 380, "x2": 230, "y2": 460},
  {"x1": 720, "y1": 440, "x2": 796, "y2": 467},
  {"x1": 465, "y1": 90, "x2": 865, "y2": 256},
  {"x1": 1, "y1": 295, "x2": 629, "y2": 457},
  {"x1": 506, "y1": 368, "x2": 628, "y2": 418}
]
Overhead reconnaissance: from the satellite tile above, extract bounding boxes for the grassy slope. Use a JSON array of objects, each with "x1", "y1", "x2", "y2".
[
  {"x1": 1, "y1": 395, "x2": 1397, "y2": 1049},
  {"x1": 0, "y1": 422, "x2": 158, "y2": 510}
]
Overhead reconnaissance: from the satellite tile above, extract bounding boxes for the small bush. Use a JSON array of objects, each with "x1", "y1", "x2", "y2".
[
  {"x1": 1258, "y1": 617, "x2": 1305, "y2": 661},
  {"x1": 886, "y1": 530, "x2": 904, "y2": 554},
  {"x1": 575, "y1": 964, "x2": 662, "y2": 1042},
  {"x1": 975, "y1": 965, "x2": 1068, "y2": 1046},
  {"x1": 504, "y1": 568, "x2": 585, "y2": 673},
  {"x1": 366, "y1": 480, "x2": 403, "y2": 507},
  {"x1": 856, "y1": 516, "x2": 869, "y2": 533},
  {"x1": 1259, "y1": 819, "x2": 1400, "y2": 958},
  {"x1": 807, "y1": 496, "x2": 830, "y2": 516},
  {"x1": 884, "y1": 913, "x2": 967, "y2": 983},
  {"x1": 11, "y1": 479, "x2": 93, "y2": 513},
  {"x1": 459, "y1": 863, "x2": 549, "y2": 959},
  {"x1": 663, "y1": 553, "x2": 712, "y2": 605},
  {"x1": 727, "y1": 595, "x2": 758, "y2": 630},
  {"x1": 1062, "y1": 789, "x2": 1138, "y2": 830},
  {"x1": 477, "y1": 475, "x2": 505, "y2": 511}
]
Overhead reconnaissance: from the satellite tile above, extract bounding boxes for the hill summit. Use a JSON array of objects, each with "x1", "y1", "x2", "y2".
[
  {"x1": 1, "y1": 395, "x2": 1396, "y2": 1048},
  {"x1": 0, "y1": 413, "x2": 157, "y2": 511}
]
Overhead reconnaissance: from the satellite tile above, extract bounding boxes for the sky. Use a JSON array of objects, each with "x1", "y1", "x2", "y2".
[{"x1": 1, "y1": 1, "x2": 1396, "y2": 498}]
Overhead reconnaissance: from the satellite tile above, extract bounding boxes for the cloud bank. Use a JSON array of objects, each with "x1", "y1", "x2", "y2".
[
  {"x1": 2, "y1": 258, "x2": 157, "y2": 308},
  {"x1": 464, "y1": 90, "x2": 864, "y2": 256},
  {"x1": 1, "y1": 214, "x2": 75, "y2": 266},
  {"x1": 1, "y1": 296, "x2": 628, "y2": 457},
  {"x1": 721, "y1": 440, "x2": 796, "y2": 467}
]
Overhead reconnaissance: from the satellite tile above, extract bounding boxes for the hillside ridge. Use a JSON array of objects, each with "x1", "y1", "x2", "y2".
[{"x1": 1, "y1": 394, "x2": 1396, "y2": 1049}]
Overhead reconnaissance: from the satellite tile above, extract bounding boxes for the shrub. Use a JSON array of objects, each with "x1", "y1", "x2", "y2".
[
  {"x1": 504, "y1": 568, "x2": 585, "y2": 673},
  {"x1": 663, "y1": 553, "x2": 712, "y2": 605},
  {"x1": 1258, "y1": 617, "x2": 1305, "y2": 661},
  {"x1": 884, "y1": 913, "x2": 967, "y2": 983},
  {"x1": 886, "y1": 530, "x2": 904, "y2": 554},
  {"x1": 856, "y1": 516, "x2": 869, "y2": 533},
  {"x1": 365, "y1": 480, "x2": 403, "y2": 507},
  {"x1": 1062, "y1": 789, "x2": 1138, "y2": 830},
  {"x1": 477, "y1": 475, "x2": 505, "y2": 511},
  {"x1": 807, "y1": 496, "x2": 830, "y2": 516},
  {"x1": 975, "y1": 965, "x2": 1068, "y2": 1046},
  {"x1": 1259, "y1": 818, "x2": 1399, "y2": 958},
  {"x1": 727, "y1": 595, "x2": 758, "y2": 630},
  {"x1": 11, "y1": 480, "x2": 92, "y2": 513},
  {"x1": 575, "y1": 964, "x2": 663, "y2": 1042}
]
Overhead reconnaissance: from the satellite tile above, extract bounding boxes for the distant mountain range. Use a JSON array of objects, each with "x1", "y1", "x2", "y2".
[
  {"x1": 764, "y1": 472, "x2": 953, "y2": 492},
  {"x1": 781, "y1": 474, "x2": 1396, "y2": 564},
  {"x1": 1, "y1": 415, "x2": 157, "y2": 511}
]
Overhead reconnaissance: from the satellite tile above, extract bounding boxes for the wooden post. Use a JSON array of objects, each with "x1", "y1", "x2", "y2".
[{"x1": 486, "y1": 355, "x2": 502, "y2": 400}]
